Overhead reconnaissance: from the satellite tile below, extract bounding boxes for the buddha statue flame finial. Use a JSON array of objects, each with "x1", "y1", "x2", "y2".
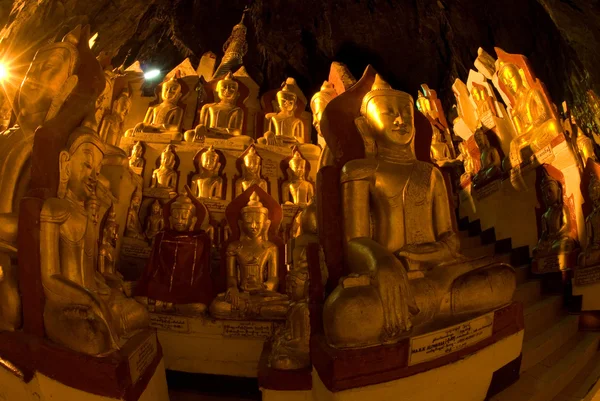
[{"x1": 213, "y1": 8, "x2": 249, "y2": 80}]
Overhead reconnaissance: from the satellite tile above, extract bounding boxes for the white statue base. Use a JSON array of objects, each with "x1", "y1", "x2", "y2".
[{"x1": 149, "y1": 313, "x2": 282, "y2": 377}]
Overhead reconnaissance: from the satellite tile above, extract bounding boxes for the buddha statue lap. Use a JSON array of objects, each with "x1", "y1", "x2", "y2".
[
  {"x1": 136, "y1": 194, "x2": 213, "y2": 316},
  {"x1": 282, "y1": 150, "x2": 314, "y2": 206},
  {"x1": 191, "y1": 145, "x2": 224, "y2": 199},
  {"x1": 471, "y1": 129, "x2": 502, "y2": 189},
  {"x1": 125, "y1": 75, "x2": 184, "y2": 140},
  {"x1": 260, "y1": 81, "x2": 306, "y2": 145},
  {"x1": 579, "y1": 174, "x2": 600, "y2": 267},
  {"x1": 322, "y1": 75, "x2": 516, "y2": 349},
  {"x1": 235, "y1": 145, "x2": 268, "y2": 196},
  {"x1": 145, "y1": 200, "x2": 165, "y2": 242},
  {"x1": 185, "y1": 72, "x2": 244, "y2": 141},
  {"x1": 209, "y1": 192, "x2": 288, "y2": 320},
  {"x1": 40, "y1": 127, "x2": 149, "y2": 355},
  {"x1": 151, "y1": 144, "x2": 178, "y2": 192}
]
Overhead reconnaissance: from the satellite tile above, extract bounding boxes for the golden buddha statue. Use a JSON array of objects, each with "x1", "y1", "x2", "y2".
[
  {"x1": 322, "y1": 75, "x2": 515, "y2": 349},
  {"x1": 145, "y1": 200, "x2": 165, "y2": 242},
  {"x1": 533, "y1": 171, "x2": 577, "y2": 259},
  {"x1": 126, "y1": 75, "x2": 184, "y2": 138},
  {"x1": 579, "y1": 174, "x2": 600, "y2": 267},
  {"x1": 98, "y1": 207, "x2": 124, "y2": 289},
  {"x1": 210, "y1": 192, "x2": 288, "y2": 320},
  {"x1": 471, "y1": 83, "x2": 496, "y2": 125},
  {"x1": 429, "y1": 128, "x2": 453, "y2": 166},
  {"x1": 128, "y1": 141, "x2": 145, "y2": 174},
  {"x1": 575, "y1": 125, "x2": 597, "y2": 169},
  {"x1": 282, "y1": 150, "x2": 314, "y2": 205},
  {"x1": 40, "y1": 127, "x2": 149, "y2": 355},
  {"x1": 459, "y1": 141, "x2": 476, "y2": 183},
  {"x1": 236, "y1": 146, "x2": 267, "y2": 196},
  {"x1": 191, "y1": 145, "x2": 224, "y2": 199},
  {"x1": 186, "y1": 72, "x2": 244, "y2": 140},
  {"x1": 311, "y1": 81, "x2": 337, "y2": 138},
  {"x1": 151, "y1": 144, "x2": 178, "y2": 191},
  {"x1": 125, "y1": 192, "x2": 145, "y2": 240},
  {"x1": 99, "y1": 87, "x2": 132, "y2": 147},
  {"x1": 261, "y1": 81, "x2": 306, "y2": 144},
  {"x1": 471, "y1": 129, "x2": 502, "y2": 189}
]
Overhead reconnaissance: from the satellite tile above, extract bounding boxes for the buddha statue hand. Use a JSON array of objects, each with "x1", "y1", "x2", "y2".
[
  {"x1": 226, "y1": 128, "x2": 241, "y2": 136},
  {"x1": 258, "y1": 131, "x2": 277, "y2": 146},
  {"x1": 131, "y1": 122, "x2": 145, "y2": 135},
  {"x1": 225, "y1": 286, "x2": 246, "y2": 311}
]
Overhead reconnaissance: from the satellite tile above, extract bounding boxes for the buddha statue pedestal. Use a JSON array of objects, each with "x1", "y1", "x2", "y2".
[{"x1": 258, "y1": 342, "x2": 312, "y2": 401}]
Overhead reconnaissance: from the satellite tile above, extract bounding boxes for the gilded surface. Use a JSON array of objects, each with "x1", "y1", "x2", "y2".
[
  {"x1": 282, "y1": 150, "x2": 314, "y2": 205},
  {"x1": 471, "y1": 129, "x2": 502, "y2": 189},
  {"x1": 191, "y1": 145, "x2": 224, "y2": 199}
]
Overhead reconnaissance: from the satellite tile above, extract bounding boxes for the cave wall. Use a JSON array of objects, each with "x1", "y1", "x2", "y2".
[{"x1": 0, "y1": 0, "x2": 598, "y2": 125}]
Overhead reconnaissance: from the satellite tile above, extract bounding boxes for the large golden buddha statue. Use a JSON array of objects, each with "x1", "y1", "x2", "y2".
[
  {"x1": 126, "y1": 75, "x2": 184, "y2": 139},
  {"x1": 322, "y1": 75, "x2": 515, "y2": 348},
  {"x1": 209, "y1": 192, "x2": 288, "y2": 320},
  {"x1": 235, "y1": 145, "x2": 267, "y2": 196},
  {"x1": 282, "y1": 150, "x2": 314, "y2": 205},
  {"x1": 191, "y1": 145, "x2": 224, "y2": 199},
  {"x1": 260, "y1": 81, "x2": 306, "y2": 145},
  {"x1": 40, "y1": 127, "x2": 149, "y2": 355}
]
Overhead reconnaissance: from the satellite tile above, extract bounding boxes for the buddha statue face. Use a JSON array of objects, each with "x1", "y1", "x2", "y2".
[
  {"x1": 201, "y1": 147, "x2": 220, "y2": 172},
  {"x1": 131, "y1": 195, "x2": 141, "y2": 210},
  {"x1": 170, "y1": 195, "x2": 197, "y2": 232},
  {"x1": 240, "y1": 193, "x2": 271, "y2": 240},
  {"x1": 590, "y1": 177, "x2": 600, "y2": 208},
  {"x1": 151, "y1": 200, "x2": 162, "y2": 215},
  {"x1": 278, "y1": 91, "x2": 297, "y2": 114},
  {"x1": 541, "y1": 177, "x2": 561, "y2": 207},
  {"x1": 59, "y1": 130, "x2": 105, "y2": 201},
  {"x1": 217, "y1": 78, "x2": 238, "y2": 103},
  {"x1": 286, "y1": 269, "x2": 309, "y2": 301},
  {"x1": 114, "y1": 92, "x2": 132, "y2": 120},
  {"x1": 161, "y1": 147, "x2": 176, "y2": 169},
  {"x1": 161, "y1": 79, "x2": 182, "y2": 103},
  {"x1": 499, "y1": 64, "x2": 523, "y2": 96},
  {"x1": 365, "y1": 94, "x2": 414, "y2": 146},
  {"x1": 243, "y1": 148, "x2": 261, "y2": 175},
  {"x1": 310, "y1": 82, "x2": 336, "y2": 136},
  {"x1": 474, "y1": 131, "x2": 488, "y2": 149},
  {"x1": 289, "y1": 152, "x2": 306, "y2": 180}
]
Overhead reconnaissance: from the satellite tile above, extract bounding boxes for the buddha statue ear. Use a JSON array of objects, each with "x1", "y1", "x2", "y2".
[
  {"x1": 58, "y1": 150, "x2": 71, "y2": 199},
  {"x1": 62, "y1": 25, "x2": 83, "y2": 46},
  {"x1": 189, "y1": 216, "x2": 198, "y2": 231},
  {"x1": 354, "y1": 116, "x2": 377, "y2": 157},
  {"x1": 263, "y1": 218, "x2": 271, "y2": 240},
  {"x1": 46, "y1": 75, "x2": 79, "y2": 122}
]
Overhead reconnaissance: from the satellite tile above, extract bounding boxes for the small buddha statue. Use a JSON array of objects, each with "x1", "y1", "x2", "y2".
[
  {"x1": 191, "y1": 145, "x2": 224, "y2": 199},
  {"x1": 430, "y1": 128, "x2": 453, "y2": 166},
  {"x1": 533, "y1": 171, "x2": 577, "y2": 259},
  {"x1": 471, "y1": 129, "x2": 502, "y2": 189},
  {"x1": 151, "y1": 144, "x2": 178, "y2": 191},
  {"x1": 209, "y1": 192, "x2": 288, "y2": 320},
  {"x1": 186, "y1": 72, "x2": 244, "y2": 140},
  {"x1": 282, "y1": 150, "x2": 314, "y2": 205},
  {"x1": 126, "y1": 75, "x2": 184, "y2": 138},
  {"x1": 40, "y1": 127, "x2": 149, "y2": 355},
  {"x1": 145, "y1": 200, "x2": 165, "y2": 242},
  {"x1": 471, "y1": 83, "x2": 496, "y2": 124},
  {"x1": 236, "y1": 146, "x2": 267, "y2": 196},
  {"x1": 136, "y1": 193, "x2": 213, "y2": 316},
  {"x1": 575, "y1": 125, "x2": 597, "y2": 169},
  {"x1": 125, "y1": 192, "x2": 145, "y2": 240},
  {"x1": 99, "y1": 87, "x2": 132, "y2": 147},
  {"x1": 128, "y1": 141, "x2": 145, "y2": 174},
  {"x1": 459, "y1": 141, "x2": 476, "y2": 183},
  {"x1": 98, "y1": 207, "x2": 124, "y2": 289},
  {"x1": 261, "y1": 80, "x2": 306, "y2": 144},
  {"x1": 322, "y1": 75, "x2": 515, "y2": 349},
  {"x1": 579, "y1": 174, "x2": 600, "y2": 267}
]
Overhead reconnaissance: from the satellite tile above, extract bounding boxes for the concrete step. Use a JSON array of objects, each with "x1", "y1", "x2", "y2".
[
  {"x1": 490, "y1": 333, "x2": 600, "y2": 401},
  {"x1": 521, "y1": 315, "x2": 579, "y2": 372},
  {"x1": 514, "y1": 280, "x2": 543, "y2": 308},
  {"x1": 461, "y1": 243, "x2": 495, "y2": 259},
  {"x1": 551, "y1": 350, "x2": 600, "y2": 401},
  {"x1": 459, "y1": 235, "x2": 482, "y2": 250},
  {"x1": 515, "y1": 264, "x2": 531, "y2": 286},
  {"x1": 524, "y1": 295, "x2": 565, "y2": 342}
]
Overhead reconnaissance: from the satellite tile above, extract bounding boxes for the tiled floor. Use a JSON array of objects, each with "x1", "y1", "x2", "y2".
[{"x1": 167, "y1": 371, "x2": 260, "y2": 401}]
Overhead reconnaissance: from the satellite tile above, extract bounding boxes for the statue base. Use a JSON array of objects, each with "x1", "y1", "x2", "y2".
[
  {"x1": 531, "y1": 249, "x2": 579, "y2": 274},
  {"x1": 0, "y1": 329, "x2": 168, "y2": 401},
  {"x1": 258, "y1": 342, "x2": 311, "y2": 401},
  {"x1": 149, "y1": 312, "x2": 282, "y2": 377},
  {"x1": 311, "y1": 303, "x2": 523, "y2": 400}
]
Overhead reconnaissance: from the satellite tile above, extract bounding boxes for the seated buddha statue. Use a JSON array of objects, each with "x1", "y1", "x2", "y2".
[
  {"x1": 235, "y1": 146, "x2": 267, "y2": 196},
  {"x1": 98, "y1": 207, "x2": 124, "y2": 290},
  {"x1": 185, "y1": 72, "x2": 244, "y2": 141},
  {"x1": 575, "y1": 124, "x2": 597, "y2": 169},
  {"x1": 151, "y1": 144, "x2": 178, "y2": 191},
  {"x1": 40, "y1": 127, "x2": 149, "y2": 355},
  {"x1": 282, "y1": 150, "x2": 314, "y2": 205},
  {"x1": 260, "y1": 81, "x2": 306, "y2": 145},
  {"x1": 145, "y1": 200, "x2": 165, "y2": 242},
  {"x1": 136, "y1": 193, "x2": 213, "y2": 316},
  {"x1": 99, "y1": 87, "x2": 132, "y2": 147},
  {"x1": 430, "y1": 128, "x2": 453, "y2": 167},
  {"x1": 322, "y1": 75, "x2": 515, "y2": 349},
  {"x1": 209, "y1": 192, "x2": 288, "y2": 320},
  {"x1": 191, "y1": 145, "x2": 224, "y2": 199},
  {"x1": 459, "y1": 141, "x2": 476, "y2": 184},
  {"x1": 125, "y1": 192, "x2": 145, "y2": 240},
  {"x1": 579, "y1": 174, "x2": 600, "y2": 267},
  {"x1": 126, "y1": 75, "x2": 184, "y2": 139},
  {"x1": 471, "y1": 129, "x2": 502, "y2": 189},
  {"x1": 533, "y1": 171, "x2": 577, "y2": 259},
  {"x1": 128, "y1": 141, "x2": 145, "y2": 175}
]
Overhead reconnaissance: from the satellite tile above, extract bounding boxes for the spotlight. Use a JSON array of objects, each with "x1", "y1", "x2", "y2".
[
  {"x1": 144, "y1": 69, "x2": 161, "y2": 80},
  {"x1": 0, "y1": 63, "x2": 8, "y2": 83}
]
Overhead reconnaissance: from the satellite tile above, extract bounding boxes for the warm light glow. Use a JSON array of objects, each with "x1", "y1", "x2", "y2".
[
  {"x1": 89, "y1": 32, "x2": 99, "y2": 49},
  {"x1": 144, "y1": 69, "x2": 161, "y2": 80},
  {"x1": 0, "y1": 63, "x2": 8, "y2": 83}
]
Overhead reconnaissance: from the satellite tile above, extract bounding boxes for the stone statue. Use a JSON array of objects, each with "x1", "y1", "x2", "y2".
[
  {"x1": 236, "y1": 145, "x2": 267, "y2": 196},
  {"x1": 151, "y1": 144, "x2": 178, "y2": 191},
  {"x1": 125, "y1": 192, "x2": 145, "y2": 240},
  {"x1": 98, "y1": 206, "x2": 124, "y2": 289},
  {"x1": 136, "y1": 193, "x2": 213, "y2": 316},
  {"x1": 210, "y1": 192, "x2": 288, "y2": 320},
  {"x1": 533, "y1": 171, "x2": 576, "y2": 259},
  {"x1": 261, "y1": 80, "x2": 306, "y2": 145},
  {"x1": 191, "y1": 146, "x2": 224, "y2": 199},
  {"x1": 40, "y1": 127, "x2": 149, "y2": 355},
  {"x1": 186, "y1": 72, "x2": 244, "y2": 140},
  {"x1": 322, "y1": 75, "x2": 515, "y2": 349},
  {"x1": 270, "y1": 200, "x2": 327, "y2": 370},
  {"x1": 471, "y1": 129, "x2": 502, "y2": 189},
  {"x1": 145, "y1": 200, "x2": 165, "y2": 242},
  {"x1": 99, "y1": 87, "x2": 132, "y2": 147},
  {"x1": 128, "y1": 141, "x2": 145, "y2": 175},
  {"x1": 126, "y1": 75, "x2": 184, "y2": 138},
  {"x1": 579, "y1": 174, "x2": 600, "y2": 267},
  {"x1": 282, "y1": 150, "x2": 314, "y2": 205},
  {"x1": 430, "y1": 128, "x2": 453, "y2": 166}
]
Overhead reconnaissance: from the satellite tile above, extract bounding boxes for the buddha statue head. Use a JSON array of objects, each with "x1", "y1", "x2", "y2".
[
  {"x1": 240, "y1": 192, "x2": 270, "y2": 241},
  {"x1": 277, "y1": 83, "x2": 298, "y2": 114},
  {"x1": 540, "y1": 170, "x2": 562, "y2": 207},
  {"x1": 416, "y1": 91, "x2": 433, "y2": 118},
  {"x1": 243, "y1": 146, "x2": 262, "y2": 177},
  {"x1": 131, "y1": 192, "x2": 142, "y2": 211},
  {"x1": 200, "y1": 145, "x2": 220, "y2": 172},
  {"x1": 113, "y1": 87, "x2": 132, "y2": 121},
  {"x1": 161, "y1": 75, "x2": 182, "y2": 105},
  {"x1": 216, "y1": 72, "x2": 239, "y2": 104},
  {"x1": 589, "y1": 174, "x2": 600, "y2": 208},
  {"x1": 150, "y1": 199, "x2": 162, "y2": 216},
  {"x1": 169, "y1": 194, "x2": 197, "y2": 232},
  {"x1": 498, "y1": 63, "x2": 524, "y2": 97},
  {"x1": 474, "y1": 129, "x2": 489, "y2": 149},
  {"x1": 103, "y1": 207, "x2": 119, "y2": 246},
  {"x1": 360, "y1": 74, "x2": 415, "y2": 147},
  {"x1": 58, "y1": 126, "x2": 105, "y2": 200},
  {"x1": 289, "y1": 150, "x2": 307, "y2": 181},
  {"x1": 310, "y1": 81, "x2": 337, "y2": 136},
  {"x1": 286, "y1": 268, "x2": 309, "y2": 302},
  {"x1": 160, "y1": 145, "x2": 176, "y2": 169}
]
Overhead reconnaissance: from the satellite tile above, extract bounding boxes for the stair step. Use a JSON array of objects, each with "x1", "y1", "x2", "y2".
[
  {"x1": 461, "y1": 243, "x2": 495, "y2": 259},
  {"x1": 515, "y1": 264, "x2": 531, "y2": 286},
  {"x1": 459, "y1": 235, "x2": 482, "y2": 250},
  {"x1": 490, "y1": 333, "x2": 600, "y2": 401},
  {"x1": 514, "y1": 280, "x2": 543, "y2": 308},
  {"x1": 521, "y1": 315, "x2": 579, "y2": 372},
  {"x1": 524, "y1": 296, "x2": 564, "y2": 341},
  {"x1": 458, "y1": 230, "x2": 471, "y2": 239},
  {"x1": 551, "y1": 350, "x2": 600, "y2": 401}
]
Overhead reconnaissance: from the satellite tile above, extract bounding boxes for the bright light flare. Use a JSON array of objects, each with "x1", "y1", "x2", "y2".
[
  {"x1": 0, "y1": 63, "x2": 8, "y2": 83},
  {"x1": 144, "y1": 69, "x2": 161, "y2": 80},
  {"x1": 89, "y1": 32, "x2": 99, "y2": 49}
]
